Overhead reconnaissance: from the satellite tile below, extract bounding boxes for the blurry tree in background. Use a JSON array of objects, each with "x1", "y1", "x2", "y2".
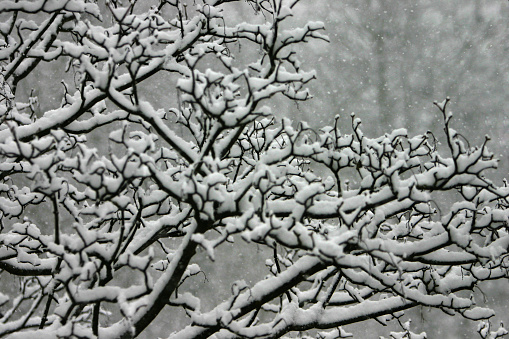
[
  {"x1": 0, "y1": 0, "x2": 509, "y2": 338},
  {"x1": 307, "y1": 0, "x2": 509, "y2": 139}
]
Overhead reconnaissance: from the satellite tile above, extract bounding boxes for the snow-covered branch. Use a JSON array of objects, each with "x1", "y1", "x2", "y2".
[{"x1": 0, "y1": 0, "x2": 508, "y2": 338}]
